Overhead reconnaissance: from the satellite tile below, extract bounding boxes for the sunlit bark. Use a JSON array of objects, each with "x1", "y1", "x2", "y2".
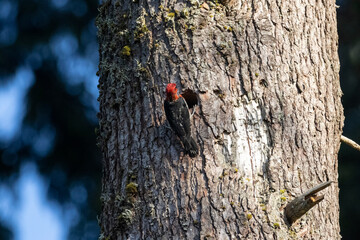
[{"x1": 96, "y1": 0, "x2": 343, "y2": 239}]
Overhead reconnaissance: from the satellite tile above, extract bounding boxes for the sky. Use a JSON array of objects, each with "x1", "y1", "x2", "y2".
[
  {"x1": 0, "y1": 67, "x2": 34, "y2": 142},
  {"x1": 0, "y1": 163, "x2": 66, "y2": 240}
]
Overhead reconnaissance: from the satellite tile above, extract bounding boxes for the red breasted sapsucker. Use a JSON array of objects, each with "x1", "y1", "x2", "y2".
[{"x1": 164, "y1": 83, "x2": 198, "y2": 157}]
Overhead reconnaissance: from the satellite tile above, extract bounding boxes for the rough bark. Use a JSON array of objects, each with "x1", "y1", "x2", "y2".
[{"x1": 96, "y1": 0, "x2": 343, "y2": 239}]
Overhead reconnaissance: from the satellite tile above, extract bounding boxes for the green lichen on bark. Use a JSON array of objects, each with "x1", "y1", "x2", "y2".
[
  {"x1": 121, "y1": 45, "x2": 131, "y2": 56},
  {"x1": 118, "y1": 209, "x2": 134, "y2": 228},
  {"x1": 125, "y1": 182, "x2": 138, "y2": 196}
]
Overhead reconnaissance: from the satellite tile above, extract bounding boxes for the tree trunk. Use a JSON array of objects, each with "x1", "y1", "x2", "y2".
[{"x1": 96, "y1": 0, "x2": 343, "y2": 239}]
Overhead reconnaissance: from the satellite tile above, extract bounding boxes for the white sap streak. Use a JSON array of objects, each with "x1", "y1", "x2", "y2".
[
  {"x1": 233, "y1": 99, "x2": 269, "y2": 179},
  {"x1": 223, "y1": 133, "x2": 232, "y2": 156}
]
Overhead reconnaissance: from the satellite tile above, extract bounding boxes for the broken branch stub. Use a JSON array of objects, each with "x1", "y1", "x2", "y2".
[{"x1": 285, "y1": 181, "x2": 333, "y2": 225}]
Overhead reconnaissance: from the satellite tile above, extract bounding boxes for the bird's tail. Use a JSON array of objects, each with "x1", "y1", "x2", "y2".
[{"x1": 181, "y1": 135, "x2": 199, "y2": 157}]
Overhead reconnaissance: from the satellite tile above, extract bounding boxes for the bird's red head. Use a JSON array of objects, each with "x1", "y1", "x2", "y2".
[{"x1": 166, "y1": 83, "x2": 179, "y2": 101}]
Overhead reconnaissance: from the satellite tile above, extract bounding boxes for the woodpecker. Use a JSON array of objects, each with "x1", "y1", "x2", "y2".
[{"x1": 164, "y1": 83, "x2": 198, "y2": 157}]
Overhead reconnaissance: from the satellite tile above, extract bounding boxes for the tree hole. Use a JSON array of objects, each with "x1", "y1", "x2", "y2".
[{"x1": 181, "y1": 89, "x2": 198, "y2": 109}]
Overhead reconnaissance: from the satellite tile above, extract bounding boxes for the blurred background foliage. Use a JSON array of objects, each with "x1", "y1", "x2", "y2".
[
  {"x1": 0, "y1": 0, "x2": 101, "y2": 239},
  {"x1": 337, "y1": 0, "x2": 360, "y2": 238},
  {"x1": 0, "y1": 0, "x2": 358, "y2": 239}
]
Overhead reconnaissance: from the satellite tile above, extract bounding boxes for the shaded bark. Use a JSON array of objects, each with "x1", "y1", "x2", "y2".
[{"x1": 96, "y1": 0, "x2": 343, "y2": 239}]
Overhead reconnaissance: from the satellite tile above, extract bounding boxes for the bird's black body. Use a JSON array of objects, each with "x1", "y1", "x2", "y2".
[{"x1": 164, "y1": 96, "x2": 198, "y2": 157}]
